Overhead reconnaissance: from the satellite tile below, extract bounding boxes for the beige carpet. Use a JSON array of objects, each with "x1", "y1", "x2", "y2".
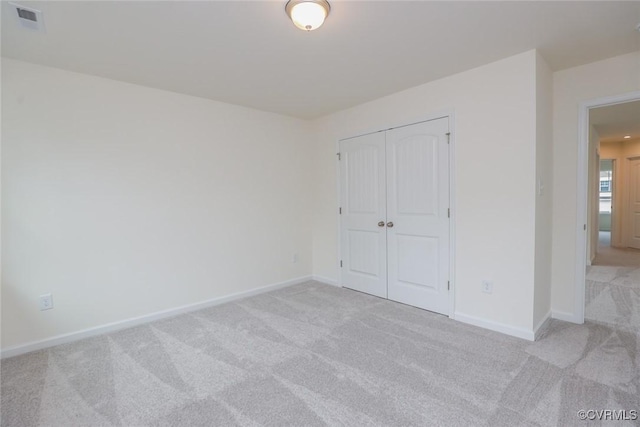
[
  {"x1": 593, "y1": 232, "x2": 640, "y2": 267},
  {"x1": 2, "y1": 281, "x2": 639, "y2": 426},
  {"x1": 587, "y1": 231, "x2": 640, "y2": 340},
  {"x1": 586, "y1": 265, "x2": 640, "y2": 334}
]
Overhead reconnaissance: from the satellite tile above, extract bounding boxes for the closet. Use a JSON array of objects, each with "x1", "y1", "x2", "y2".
[{"x1": 339, "y1": 117, "x2": 450, "y2": 315}]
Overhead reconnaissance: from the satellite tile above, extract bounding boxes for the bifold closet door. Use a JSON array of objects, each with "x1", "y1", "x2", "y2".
[
  {"x1": 339, "y1": 132, "x2": 388, "y2": 298},
  {"x1": 386, "y1": 118, "x2": 450, "y2": 315}
]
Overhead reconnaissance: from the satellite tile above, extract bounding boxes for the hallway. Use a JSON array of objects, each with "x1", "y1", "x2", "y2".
[
  {"x1": 592, "y1": 231, "x2": 640, "y2": 267},
  {"x1": 586, "y1": 232, "x2": 640, "y2": 334}
]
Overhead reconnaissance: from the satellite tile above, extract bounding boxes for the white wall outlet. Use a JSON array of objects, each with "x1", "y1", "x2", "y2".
[
  {"x1": 293, "y1": 253, "x2": 298, "y2": 263},
  {"x1": 481, "y1": 281, "x2": 493, "y2": 294},
  {"x1": 39, "y1": 293, "x2": 53, "y2": 310}
]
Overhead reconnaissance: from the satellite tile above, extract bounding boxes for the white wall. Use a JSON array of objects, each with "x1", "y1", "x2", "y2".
[
  {"x1": 1, "y1": 59, "x2": 314, "y2": 350},
  {"x1": 551, "y1": 51, "x2": 640, "y2": 319},
  {"x1": 312, "y1": 50, "x2": 540, "y2": 336},
  {"x1": 533, "y1": 52, "x2": 553, "y2": 330}
]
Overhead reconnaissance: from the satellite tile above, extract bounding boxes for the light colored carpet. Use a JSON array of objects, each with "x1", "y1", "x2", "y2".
[
  {"x1": 2, "y1": 281, "x2": 639, "y2": 426},
  {"x1": 593, "y1": 232, "x2": 640, "y2": 267},
  {"x1": 586, "y1": 265, "x2": 640, "y2": 335}
]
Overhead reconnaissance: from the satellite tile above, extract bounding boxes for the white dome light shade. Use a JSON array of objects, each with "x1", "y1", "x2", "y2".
[{"x1": 286, "y1": 0, "x2": 330, "y2": 31}]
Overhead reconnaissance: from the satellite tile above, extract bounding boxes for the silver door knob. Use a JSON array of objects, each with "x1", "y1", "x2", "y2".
[
  {"x1": 387, "y1": 222, "x2": 394, "y2": 228},
  {"x1": 378, "y1": 221, "x2": 385, "y2": 227}
]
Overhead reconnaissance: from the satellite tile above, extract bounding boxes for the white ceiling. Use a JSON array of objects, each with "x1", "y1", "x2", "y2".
[
  {"x1": 591, "y1": 101, "x2": 640, "y2": 143},
  {"x1": 2, "y1": 1, "x2": 640, "y2": 119}
]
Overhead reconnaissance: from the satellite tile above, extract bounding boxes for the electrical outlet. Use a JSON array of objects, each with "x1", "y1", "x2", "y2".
[
  {"x1": 39, "y1": 293, "x2": 53, "y2": 311},
  {"x1": 482, "y1": 281, "x2": 493, "y2": 294},
  {"x1": 293, "y1": 253, "x2": 298, "y2": 263}
]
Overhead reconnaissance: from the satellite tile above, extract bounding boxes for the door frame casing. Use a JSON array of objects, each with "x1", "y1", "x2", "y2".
[
  {"x1": 575, "y1": 90, "x2": 640, "y2": 324},
  {"x1": 609, "y1": 158, "x2": 617, "y2": 247},
  {"x1": 336, "y1": 110, "x2": 456, "y2": 318},
  {"x1": 624, "y1": 156, "x2": 640, "y2": 248}
]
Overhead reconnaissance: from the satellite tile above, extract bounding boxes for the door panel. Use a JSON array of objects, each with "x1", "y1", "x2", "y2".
[
  {"x1": 386, "y1": 118, "x2": 449, "y2": 314},
  {"x1": 340, "y1": 132, "x2": 387, "y2": 298},
  {"x1": 346, "y1": 147, "x2": 379, "y2": 213},
  {"x1": 396, "y1": 234, "x2": 438, "y2": 288},
  {"x1": 348, "y1": 230, "x2": 382, "y2": 277},
  {"x1": 629, "y1": 158, "x2": 640, "y2": 249},
  {"x1": 395, "y1": 136, "x2": 438, "y2": 216}
]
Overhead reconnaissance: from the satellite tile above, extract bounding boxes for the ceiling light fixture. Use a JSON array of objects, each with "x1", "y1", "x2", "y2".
[
  {"x1": 624, "y1": 135, "x2": 631, "y2": 139},
  {"x1": 285, "y1": 0, "x2": 330, "y2": 31}
]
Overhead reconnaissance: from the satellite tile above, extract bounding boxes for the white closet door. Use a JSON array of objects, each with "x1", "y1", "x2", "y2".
[
  {"x1": 628, "y1": 157, "x2": 640, "y2": 249},
  {"x1": 340, "y1": 132, "x2": 388, "y2": 298},
  {"x1": 386, "y1": 118, "x2": 450, "y2": 314}
]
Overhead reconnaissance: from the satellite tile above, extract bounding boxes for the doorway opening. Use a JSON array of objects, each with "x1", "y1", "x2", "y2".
[{"x1": 580, "y1": 96, "x2": 640, "y2": 333}]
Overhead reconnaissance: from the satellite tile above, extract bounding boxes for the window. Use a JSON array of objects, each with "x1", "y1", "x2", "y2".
[{"x1": 599, "y1": 167, "x2": 612, "y2": 215}]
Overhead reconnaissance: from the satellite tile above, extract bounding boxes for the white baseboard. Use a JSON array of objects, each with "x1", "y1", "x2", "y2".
[
  {"x1": 454, "y1": 311, "x2": 535, "y2": 341},
  {"x1": 1, "y1": 275, "x2": 312, "y2": 359},
  {"x1": 533, "y1": 310, "x2": 552, "y2": 340},
  {"x1": 551, "y1": 310, "x2": 582, "y2": 324},
  {"x1": 312, "y1": 275, "x2": 339, "y2": 286}
]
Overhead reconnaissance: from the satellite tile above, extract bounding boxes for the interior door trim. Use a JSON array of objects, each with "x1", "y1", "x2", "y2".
[{"x1": 574, "y1": 90, "x2": 640, "y2": 325}]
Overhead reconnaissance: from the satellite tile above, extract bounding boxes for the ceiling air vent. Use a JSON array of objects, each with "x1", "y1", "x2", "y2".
[{"x1": 10, "y1": 3, "x2": 45, "y2": 32}]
